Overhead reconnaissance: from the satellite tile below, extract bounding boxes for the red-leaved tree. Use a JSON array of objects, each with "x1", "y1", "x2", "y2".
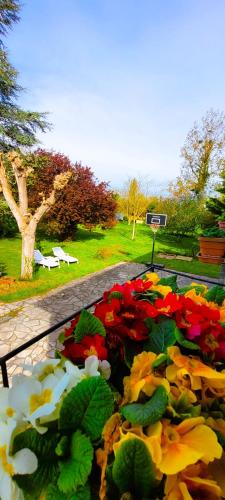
[{"x1": 29, "y1": 150, "x2": 117, "y2": 239}]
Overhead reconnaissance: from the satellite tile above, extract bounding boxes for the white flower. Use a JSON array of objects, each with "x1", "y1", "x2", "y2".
[
  {"x1": 0, "y1": 388, "x2": 19, "y2": 423},
  {"x1": 82, "y1": 355, "x2": 100, "y2": 378},
  {"x1": 64, "y1": 355, "x2": 100, "y2": 392},
  {"x1": 22, "y1": 359, "x2": 61, "y2": 381},
  {"x1": 64, "y1": 360, "x2": 83, "y2": 392},
  {"x1": 98, "y1": 360, "x2": 111, "y2": 380},
  {"x1": 0, "y1": 419, "x2": 37, "y2": 500},
  {"x1": 9, "y1": 371, "x2": 69, "y2": 433}
]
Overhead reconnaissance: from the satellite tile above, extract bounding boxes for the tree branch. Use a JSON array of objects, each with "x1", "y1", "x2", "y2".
[
  {"x1": 8, "y1": 151, "x2": 28, "y2": 215},
  {"x1": 32, "y1": 171, "x2": 72, "y2": 224},
  {"x1": 0, "y1": 153, "x2": 23, "y2": 230}
]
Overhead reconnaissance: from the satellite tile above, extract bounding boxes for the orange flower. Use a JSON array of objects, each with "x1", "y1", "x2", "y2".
[
  {"x1": 123, "y1": 352, "x2": 170, "y2": 403},
  {"x1": 164, "y1": 462, "x2": 222, "y2": 500}
]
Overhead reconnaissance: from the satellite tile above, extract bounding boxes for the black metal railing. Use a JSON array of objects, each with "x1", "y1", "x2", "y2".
[{"x1": 1, "y1": 264, "x2": 224, "y2": 387}]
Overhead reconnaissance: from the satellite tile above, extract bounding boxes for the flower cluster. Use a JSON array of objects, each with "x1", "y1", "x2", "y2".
[
  {"x1": 0, "y1": 355, "x2": 112, "y2": 499},
  {"x1": 2, "y1": 272, "x2": 225, "y2": 499},
  {"x1": 60, "y1": 272, "x2": 225, "y2": 499}
]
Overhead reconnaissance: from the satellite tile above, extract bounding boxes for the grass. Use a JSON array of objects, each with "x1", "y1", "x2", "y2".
[{"x1": 0, "y1": 222, "x2": 220, "y2": 303}]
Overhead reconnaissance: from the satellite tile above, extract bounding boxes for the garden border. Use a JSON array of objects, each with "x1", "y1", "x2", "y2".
[{"x1": 1, "y1": 264, "x2": 224, "y2": 387}]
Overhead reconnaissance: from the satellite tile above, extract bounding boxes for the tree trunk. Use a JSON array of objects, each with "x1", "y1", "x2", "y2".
[
  {"x1": 131, "y1": 219, "x2": 136, "y2": 240},
  {"x1": 21, "y1": 230, "x2": 36, "y2": 280}
]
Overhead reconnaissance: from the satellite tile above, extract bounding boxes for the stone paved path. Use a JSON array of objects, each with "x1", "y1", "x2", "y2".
[{"x1": 0, "y1": 262, "x2": 222, "y2": 384}]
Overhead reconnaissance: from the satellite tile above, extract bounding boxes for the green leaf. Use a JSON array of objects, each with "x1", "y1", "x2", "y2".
[
  {"x1": 205, "y1": 285, "x2": 225, "y2": 306},
  {"x1": 58, "y1": 430, "x2": 93, "y2": 494},
  {"x1": 46, "y1": 483, "x2": 91, "y2": 500},
  {"x1": 58, "y1": 331, "x2": 67, "y2": 343},
  {"x1": 55, "y1": 436, "x2": 69, "y2": 457},
  {"x1": 13, "y1": 429, "x2": 59, "y2": 497},
  {"x1": 121, "y1": 385, "x2": 168, "y2": 425},
  {"x1": 175, "y1": 328, "x2": 200, "y2": 350},
  {"x1": 144, "y1": 319, "x2": 177, "y2": 354},
  {"x1": 136, "y1": 290, "x2": 163, "y2": 302},
  {"x1": 144, "y1": 317, "x2": 155, "y2": 331},
  {"x1": 112, "y1": 438, "x2": 156, "y2": 496},
  {"x1": 215, "y1": 430, "x2": 225, "y2": 449},
  {"x1": 108, "y1": 291, "x2": 123, "y2": 300},
  {"x1": 59, "y1": 376, "x2": 114, "y2": 441},
  {"x1": 177, "y1": 284, "x2": 206, "y2": 296},
  {"x1": 152, "y1": 353, "x2": 168, "y2": 368},
  {"x1": 158, "y1": 275, "x2": 178, "y2": 291},
  {"x1": 74, "y1": 309, "x2": 106, "y2": 342}
]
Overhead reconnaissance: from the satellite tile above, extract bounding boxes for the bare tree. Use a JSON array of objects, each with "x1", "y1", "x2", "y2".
[
  {"x1": 181, "y1": 109, "x2": 225, "y2": 196},
  {"x1": 0, "y1": 151, "x2": 71, "y2": 279}
]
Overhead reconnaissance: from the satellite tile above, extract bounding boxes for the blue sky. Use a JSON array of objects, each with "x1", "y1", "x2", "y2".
[{"x1": 6, "y1": 0, "x2": 225, "y2": 190}]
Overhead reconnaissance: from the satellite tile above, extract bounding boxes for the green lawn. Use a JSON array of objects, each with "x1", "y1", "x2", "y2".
[{"x1": 0, "y1": 222, "x2": 220, "y2": 302}]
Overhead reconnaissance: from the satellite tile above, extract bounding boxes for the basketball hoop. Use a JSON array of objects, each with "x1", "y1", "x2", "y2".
[{"x1": 150, "y1": 223, "x2": 160, "y2": 233}]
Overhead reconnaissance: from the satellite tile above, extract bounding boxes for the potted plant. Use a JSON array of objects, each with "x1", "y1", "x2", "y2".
[{"x1": 198, "y1": 226, "x2": 225, "y2": 264}]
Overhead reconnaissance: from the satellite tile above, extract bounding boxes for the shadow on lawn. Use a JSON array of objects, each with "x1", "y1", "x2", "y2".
[{"x1": 74, "y1": 228, "x2": 104, "y2": 242}]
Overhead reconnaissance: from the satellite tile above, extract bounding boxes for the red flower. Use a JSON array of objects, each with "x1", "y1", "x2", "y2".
[
  {"x1": 94, "y1": 300, "x2": 121, "y2": 327},
  {"x1": 62, "y1": 334, "x2": 108, "y2": 362},
  {"x1": 155, "y1": 292, "x2": 184, "y2": 315}
]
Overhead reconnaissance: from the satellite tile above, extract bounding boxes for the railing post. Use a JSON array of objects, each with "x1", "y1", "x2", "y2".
[
  {"x1": 220, "y1": 263, "x2": 225, "y2": 284},
  {"x1": 1, "y1": 360, "x2": 9, "y2": 387}
]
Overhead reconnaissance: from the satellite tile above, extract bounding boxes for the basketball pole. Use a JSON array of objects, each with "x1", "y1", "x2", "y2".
[{"x1": 151, "y1": 231, "x2": 156, "y2": 265}]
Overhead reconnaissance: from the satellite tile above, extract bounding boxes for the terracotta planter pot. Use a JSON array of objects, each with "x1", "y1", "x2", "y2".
[
  {"x1": 197, "y1": 253, "x2": 224, "y2": 265},
  {"x1": 218, "y1": 221, "x2": 225, "y2": 230},
  {"x1": 198, "y1": 236, "x2": 225, "y2": 258}
]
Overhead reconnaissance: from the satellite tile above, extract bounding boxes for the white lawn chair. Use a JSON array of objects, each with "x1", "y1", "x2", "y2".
[
  {"x1": 33, "y1": 250, "x2": 60, "y2": 270},
  {"x1": 52, "y1": 247, "x2": 78, "y2": 265}
]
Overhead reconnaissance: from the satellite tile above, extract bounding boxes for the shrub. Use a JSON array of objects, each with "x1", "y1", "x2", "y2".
[
  {"x1": 202, "y1": 227, "x2": 225, "y2": 238},
  {"x1": 0, "y1": 198, "x2": 18, "y2": 237},
  {"x1": 155, "y1": 196, "x2": 214, "y2": 236}
]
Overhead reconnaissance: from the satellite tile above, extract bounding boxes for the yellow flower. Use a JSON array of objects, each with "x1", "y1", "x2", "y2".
[
  {"x1": 166, "y1": 346, "x2": 225, "y2": 394},
  {"x1": 96, "y1": 413, "x2": 122, "y2": 500},
  {"x1": 219, "y1": 305, "x2": 225, "y2": 322},
  {"x1": 151, "y1": 284, "x2": 172, "y2": 297},
  {"x1": 159, "y1": 417, "x2": 222, "y2": 475},
  {"x1": 169, "y1": 384, "x2": 197, "y2": 405},
  {"x1": 123, "y1": 352, "x2": 170, "y2": 403},
  {"x1": 164, "y1": 462, "x2": 222, "y2": 500},
  {"x1": 191, "y1": 282, "x2": 208, "y2": 294},
  {"x1": 207, "y1": 417, "x2": 225, "y2": 436},
  {"x1": 184, "y1": 285, "x2": 225, "y2": 316},
  {"x1": 208, "y1": 452, "x2": 225, "y2": 498},
  {"x1": 184, "y1": 289, "x2": 208, "y2": 305},
  {"x1": 145, "y1": 272, "x2": 160, "y2": 285},
  {"x1": 113, "y1": 417, "x2": 222, "y2": 477},
  {"x1": 113, "y1": 420, "x2": 163, "y2": 477}
]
